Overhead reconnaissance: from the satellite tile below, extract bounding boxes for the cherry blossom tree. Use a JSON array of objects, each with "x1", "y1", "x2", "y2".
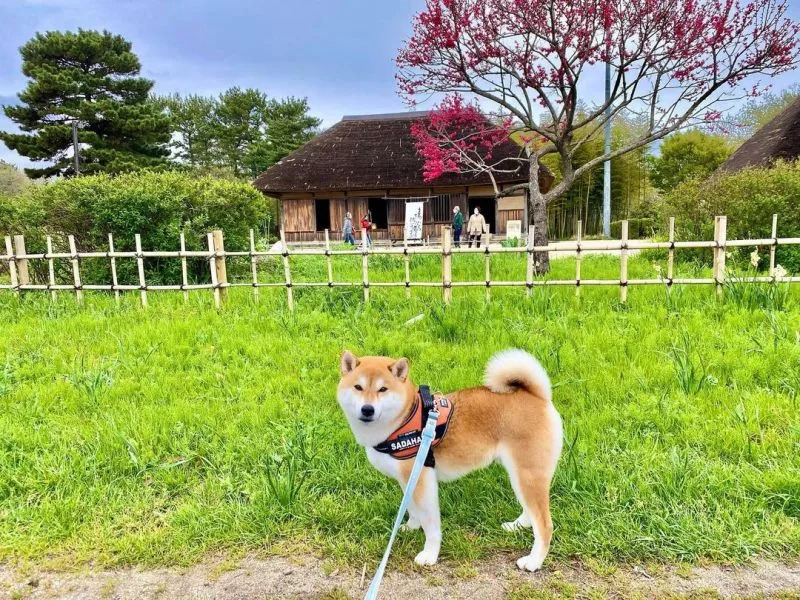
[{"x1": 398, "y1": 0, "x2": 800, "y2": 270}]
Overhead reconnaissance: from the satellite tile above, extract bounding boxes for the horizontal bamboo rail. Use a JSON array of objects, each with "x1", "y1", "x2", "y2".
[{"x1": 2, "y1": 216, "x2": 799, "y2": 310}]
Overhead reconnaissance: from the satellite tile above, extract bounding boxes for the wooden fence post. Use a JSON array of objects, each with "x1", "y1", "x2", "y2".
[
  {"x1": 46, "y1": 236, "x2": 56, "y2": 303},
  {"x1": 179, "y1": 232, "x2": 189, "y2": 304},
  {"x1": 403, "y1": 227, "x2": 411, "y2": 299},
  {"x1": 4, "y1": 236, "x2": 19, "y2": 297},
  {"x1": 575, "y1": 220, "x2": 582, "y2": 298},
  {"x1": 361, "y1": 228, "x2": 370, "y2": 303},
  {"x1": 324, "y1": 229, "x2": 333, "y2": 287},
  {"x1": 13, "y1": 235, "x2": 29, "y2": 291},
  {"x1": 249, "y1": 229, "x2": 259, "y2": 303},
  {"x1": 135, "y1": 234, "x2": 148, "y2": 308},
  {"x1": 212, "y1": 230, "x2": 227, "y2": 303},
  {"x1": 713, "y1": 216, "x2": 727, "y2": 301},
  {"x1": 108, "y1": 233, "x2": 119, "y2": 305},
  {"x1": 484, "y1": 231, "x2": 492, "y2": 302},
  {"x1": 68, "y1": 235, "x2": 83, "y2": 305},
  {"x1": 442, "y1": 226, "x2": 452, "y2": 304},
  {"x1": 526, "y1": 226, "x2": 535, "y2": 298},
  {"x1": 667, "y1": 217, "x2": 675, "y2": 290},
  {"x1": 207, "y1": 232, "x2": 220, "y2": 310},
  {"x1": 620, "y1": 220, "x2": 629, "y2": 303},
  {"x1": 280, "y1": 229, "x2": 294, "y2": 312},
  {"x1": 769, "y1": 213, "x2": 778, "y2": 279}
]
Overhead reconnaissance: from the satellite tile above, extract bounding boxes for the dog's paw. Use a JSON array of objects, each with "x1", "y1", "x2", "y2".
[
  {"x1": 516, "y1": 553, "x2": 544, "y2": 572},
  {"x1": 414, "y1": 549, "x2": 439, "y2": 566},
  {"x1": 502, "y1": 518, "x2": 531, "y2": 532},
  {"x1": 400, "y1": 518, "x2": 421, "y2": 532}
]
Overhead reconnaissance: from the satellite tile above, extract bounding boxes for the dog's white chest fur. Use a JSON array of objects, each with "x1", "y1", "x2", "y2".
[{"x1": 365, "y1": 447, "x2": 403, "y2": 479}]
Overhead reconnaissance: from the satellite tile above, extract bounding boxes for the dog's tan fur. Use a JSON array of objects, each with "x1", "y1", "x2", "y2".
[{"x1": 337, "y1": 349, "x2": 562, "y2": 571}]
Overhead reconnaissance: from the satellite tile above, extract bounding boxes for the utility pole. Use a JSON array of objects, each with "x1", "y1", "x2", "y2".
[
  {"x1": 71, "y1": 120, "x2": 80, "y2": 175},
  {"x1": 602, "y1": 62, "x2": 611, "y2": 238}
]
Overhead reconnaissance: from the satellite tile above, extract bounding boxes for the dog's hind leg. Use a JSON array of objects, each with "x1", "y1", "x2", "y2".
[{"x1": 398, "y1": 466, "x2": 441, "y2": 566}]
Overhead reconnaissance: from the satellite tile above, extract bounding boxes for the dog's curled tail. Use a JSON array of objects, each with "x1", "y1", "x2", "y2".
[{"x1": 484, "y1": 348, "x2": 551, "y2": 401}]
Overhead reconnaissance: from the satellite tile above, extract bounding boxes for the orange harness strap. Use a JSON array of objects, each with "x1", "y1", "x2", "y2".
[{"x1": 373, "y1": 385, "x2": 454, "y2": 466}]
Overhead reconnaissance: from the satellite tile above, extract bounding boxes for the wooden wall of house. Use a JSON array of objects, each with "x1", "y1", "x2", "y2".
[{"x1": 281, "y1": 198, "x2": 314, "y2": 235}]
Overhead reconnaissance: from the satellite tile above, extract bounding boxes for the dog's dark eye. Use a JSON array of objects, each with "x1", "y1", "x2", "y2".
[
  {"x1": 354, "y1": 384, "x2": 363, "y2": 391},
  {"x1": 378, "y1": 386, "x2": 388, "y2": 393}
]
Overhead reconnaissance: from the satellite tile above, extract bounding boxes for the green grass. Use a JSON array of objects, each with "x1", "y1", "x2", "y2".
[{"x1": 1, "y1": 252, "x2": 799, "y2": 570}]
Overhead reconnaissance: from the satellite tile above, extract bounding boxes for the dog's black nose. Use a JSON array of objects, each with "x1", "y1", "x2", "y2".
[{"x1": 361, "y1": 404, "x2": 375, "y2": 418}]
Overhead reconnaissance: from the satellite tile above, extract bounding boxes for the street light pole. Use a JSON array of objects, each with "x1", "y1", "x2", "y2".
[{"x1": 71, "y1": 120, "x2": 80, "y2": 176}]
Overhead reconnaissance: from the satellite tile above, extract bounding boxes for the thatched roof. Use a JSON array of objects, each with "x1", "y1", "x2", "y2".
[
  {"x1": 253, "y1": 111, "x2": 553, "y2": 195},
  {"x1": 718, "y1": 97, "x2": 800, "y2": 173}
]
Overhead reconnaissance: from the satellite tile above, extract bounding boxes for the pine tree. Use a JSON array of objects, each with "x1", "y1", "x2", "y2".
[{"x1": 0, "y1": 30, "x2": 170, "y2": 178}]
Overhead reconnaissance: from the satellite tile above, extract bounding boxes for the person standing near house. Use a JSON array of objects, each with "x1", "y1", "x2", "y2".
[
  {"x1": 361, "y1": 213, "x2": 372, "y2": 246},
  {"x1": 467, "y1": 207, "x2": 486, "y2": 248},
  {"x1": 343, "y1": 212, "x2": 356, "y2": 245},
  {"x1": 452, "y1": 205, "x2": 463, "y2": 247}
]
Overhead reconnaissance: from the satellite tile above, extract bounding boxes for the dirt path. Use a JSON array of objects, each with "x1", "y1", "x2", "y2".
[{"x1": 2, "y1": 554, "x2": 798, "y2": 600}]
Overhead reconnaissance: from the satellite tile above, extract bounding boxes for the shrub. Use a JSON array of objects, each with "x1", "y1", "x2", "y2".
[
  {"x1": 661, "y1": 160, "x2": 800, "y2": 273},
  {"x1": 0, "y1": 170, "x2": 274, "y2": 284}
]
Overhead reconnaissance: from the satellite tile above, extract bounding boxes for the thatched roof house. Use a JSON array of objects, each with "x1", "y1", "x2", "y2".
[
  {"x1": 253, "y1": 111, "x2": 553, "y2": 242},
  {"x1": 718, "y1": 96, "x2": 800, "y2": 173}
]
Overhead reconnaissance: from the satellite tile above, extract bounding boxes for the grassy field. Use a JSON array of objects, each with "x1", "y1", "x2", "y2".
[{"x1": 1, "y1": 251, "x2": 799, "y2": 571}]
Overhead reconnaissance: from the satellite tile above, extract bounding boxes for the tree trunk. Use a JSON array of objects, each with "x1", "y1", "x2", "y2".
[{"x1": 529, "y1": 154, "x2": 550, "y2": 273}]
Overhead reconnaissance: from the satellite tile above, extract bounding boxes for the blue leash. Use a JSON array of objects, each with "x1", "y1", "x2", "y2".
[{"x1": 363, "y1": 409, "x2": 439, "y2": 600}]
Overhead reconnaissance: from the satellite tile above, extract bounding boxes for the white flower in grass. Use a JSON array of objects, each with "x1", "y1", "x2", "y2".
[
  {"x1": 750, "y1": 249, "x2": 760, "y2": 268},
  {"x1": 653, "y1": 263, "x2": 662, "y2": 275},
  {"x1": 774, "y1": 264, "x2": 787, "y2": 279},
  {"x1": 726, "y1": 251, "x2": 733, "y2": 259}
]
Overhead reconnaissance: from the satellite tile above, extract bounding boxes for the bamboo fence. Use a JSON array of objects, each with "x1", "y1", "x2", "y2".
[{"x1": 2, "y1": 215, "x2": 800, "y2": 311}]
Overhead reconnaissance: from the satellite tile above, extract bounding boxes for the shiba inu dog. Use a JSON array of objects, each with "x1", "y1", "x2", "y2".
[{"x1": 337, "y1": 349, "x2": 562, "y2": 571}]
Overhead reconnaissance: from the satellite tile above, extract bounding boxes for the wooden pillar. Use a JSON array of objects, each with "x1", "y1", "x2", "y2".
[
  {"x1": 108, "y1": 233, "x2": 119, "y2": 305},
  {"x1": 667, "y1": 217, "x2": 675, "y2": 290},
  {"x1": 249, "y1": 229, "x2": 259, "y2": 303},
  {"x1": 619, "y1": 220, "x2": 629, "y2": 304},
  {"x1": 46, "y1": 236, "x2": 57, "y2": 303},
  {"x1": 769, "y1": 214, "x2": 778, "y2": 279},
  {"x1": 484, "y1": 232, "x2": 492, "y2": 302},
  {"x1": 12, "y1": 235, "x2": 29, "y2": 290},
  {"x1": 212, "y1": 229, "x2": 227, "y2": 303},
  {"x1": 4, "y1": 236, "x2": 19, "y2": 297},
  {"x1": 280, "y1": 229, "x2": 294, "y2": 312},
  {"x1": 575, "y1": 220, "x2": 582, "y2": 298},
  {"x1": 324, "y1": 229, "x2": 333, "y2": 287},
  {"x1": 361, "y1": 228, "x2": 370, "y2": 303},
  {"x1": 713, "y1": 216, "x2": 727, "y2": 302},
  {"x1": 135, "y1": 234, "x2": 148, "y2": 308},
  {"x1": 403, "y1": 227, "x2": 411, "y2": 299},
  {"x1": 442, "y1": 226, "x2": 452, "y2": 304},
  {"x1": 68, "y1": 235, "x2": 83, "y2": 305},
  {"x1": 207, "y1": 232, "x2": 221, "y2": 310},
  {"x1": 526, "y1": 226, "x2": 535, "y2": 298}
]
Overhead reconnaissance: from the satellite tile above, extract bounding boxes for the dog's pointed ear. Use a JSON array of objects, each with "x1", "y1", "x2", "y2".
[
  {"x1": 389, "y1": 357, "x2": 409, "y2": 382},
  {"x1": 341, "y1": 351, "x2": 359, "y2": 375}
]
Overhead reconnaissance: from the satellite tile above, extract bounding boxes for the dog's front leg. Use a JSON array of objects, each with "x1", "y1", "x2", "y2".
[{"x1": 400, "y1": 466, "x2": 441, "y2": 566}]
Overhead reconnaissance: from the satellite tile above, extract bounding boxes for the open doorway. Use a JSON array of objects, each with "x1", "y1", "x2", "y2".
[
  {"x1": 468, "y1": 197, "x2": 496, "y2": 234},
  {"x1": 315, "y1": 199, "x2": 330, "y2": 232},
  {"x1": 368, "y1": 198, "x2": 388, "y2": 230}
]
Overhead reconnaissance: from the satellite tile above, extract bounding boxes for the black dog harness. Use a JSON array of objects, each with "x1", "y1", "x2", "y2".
[{"x1": 373, "y1": 385, "x2": 455, "y2": 468}]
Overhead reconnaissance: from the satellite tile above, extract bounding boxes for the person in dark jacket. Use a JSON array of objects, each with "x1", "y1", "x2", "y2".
[{"x1": 452, "y1": 205, "x2": 463, "y2": 247}]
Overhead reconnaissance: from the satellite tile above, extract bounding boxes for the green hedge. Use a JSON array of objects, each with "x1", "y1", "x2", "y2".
[
  {"x1": 661, "y1": 160, "x2": 800, "y2": 273},
  {"x1": 0, "y1": 171, "x2": 273, "y2": 285},
  {"x1": 610, "y1": 218, "x2": 655, "y2": 239}
]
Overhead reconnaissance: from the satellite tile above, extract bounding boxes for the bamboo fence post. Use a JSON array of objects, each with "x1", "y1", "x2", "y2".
[
  {"x1": 207, "y1": 232, "x2": 220, "y2": 310},
  {"x1": 13, "y1": 235, "x2": 29, "y2": 290},
  {"x1": 4, "y1": 236, "x2": 19, "y2": 297},
  {"x1": 713, "y1": 216, "x2": 727, "y2": 301},
  {"x1": 135, "y1": 234, "x2": 148, "y2": 307},
  {"x1": 179, "y1": 232, "x2": 189, "y2": 303},
  {"x1": 442, "y1": 226, "x2": 452, "y2": 304},
  {"x1": 249, "y1": 229, "x2": 259, "y2": 302},
  {"x1": 361, "y1": 228, "x2": 370, "y2": 303},
  {"x1": 212, "y1": 230, "x2": 227, "y2": 303},
  {"x1": 526, "y1": 226, "x2": 535, "y2": 298},
  {"x1": 667, "y1": 217, "x2": 675, "y2": 290},
  {"x1": 769, "y1": 213, "x2": 778, "y2": 279},
  {"x1": 46, "y1": 235, "x2": 56, "y2": 302},
  {"x1": 620, "y1": 220, "x2": 629, "y2": 303},
  {"x1": 108, "y1": 233, "x2": 119, "y2": 305},
  {"x1": 484, "y1": 232, "x2": 492, "y2": 301},
  {"x1": 280, "y1": 229, "x2": 294, "y2": 311},
  {"x1": 324, "y1": 228, "x2": 333, "y2": 287},
  {"x1": 68, "y1": 235, "x2": 83, "y2": 305},
  {"x1": 403, "y1": 227, "x2": 411, "y2": 299},
  {"x1": 575, "y1": 220, "x2": 582, "y2": 298}
]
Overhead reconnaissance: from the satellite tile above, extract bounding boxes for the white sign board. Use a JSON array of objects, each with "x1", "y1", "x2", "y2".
[
  {"x1": 506, "y1": 220, "x2": 522, "y2": 241},
  {"x1": 404, "y1": 201, "x2": 425, "y2": 241}
]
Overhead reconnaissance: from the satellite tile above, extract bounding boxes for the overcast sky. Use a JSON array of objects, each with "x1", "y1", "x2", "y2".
[{"x1": 1, "y1": 0, "x2": 799, "y2": 169}]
